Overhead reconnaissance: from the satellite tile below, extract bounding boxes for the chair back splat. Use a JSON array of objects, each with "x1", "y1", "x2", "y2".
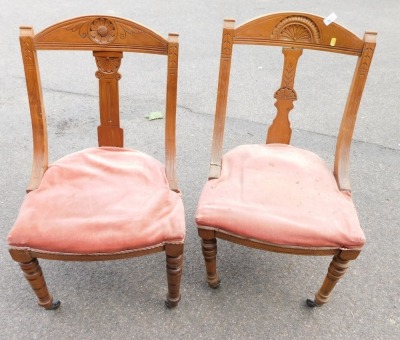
[
  {"x1": 94, "y1": 50, "x2": 124, "y2": 147},
  {"x1": 20, "y1": 16, "x2": 180, "y2": 191},
  {"x1": 196, "y1": 12, "x2": 376, "y2": 307},
  {"x1": 209, "y1": 13, "x2": 376, "y2": 186},
  {"x1": 10, "y1": 16, "x2": 185, "y2": 310}
]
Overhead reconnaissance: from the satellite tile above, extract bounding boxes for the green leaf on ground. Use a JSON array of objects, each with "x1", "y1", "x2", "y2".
[{"x1": 145, "y1": 111, "x2": 164, "y2": 120}]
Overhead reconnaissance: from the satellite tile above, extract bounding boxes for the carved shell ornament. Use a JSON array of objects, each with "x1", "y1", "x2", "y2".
[
  {"x1": 274, "y1": 87, "x2": 297, "y2": 100},
  {"x1": 272, "y1": 16, "x2": 321, "y2": 43},
  {"x1": 89, "y1": 18, "x2": 116, "y2": 44},
  {"x1": 95, "y1": 56, "x2": 121, "y2": 74}
]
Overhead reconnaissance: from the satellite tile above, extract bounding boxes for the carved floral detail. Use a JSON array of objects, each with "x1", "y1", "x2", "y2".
[
  {"x1": 359, "y1": 47, "x2": 374, "y2": 76},
  {"x1": 116, "y1": 21, "x2": 142, "y2": 39},
  {"x1": 272, "y1": 16, "x2": 320, "y2": 43},
  {"x1": 274, "y1": 87, "x2": 297, "y2": 100},
  {"x1": 168, "y1": 46, "x2": 178, "y2": 68},
  {"x1": 22, "y1": 40, "x2": 33, "y2": 64},
  {"x1": 222, "y1": 32, "x2": 233, "y2": 55},
  {"x1": 89, "y1": 18, "x2": 116, "y2": 44},
  {"x1": 95, "y1": 56, "x2": 121, "y2": 74},
  {"x1": 64, "y1": 20, "x2": 90, "y2": 38},
  {"x1": 283, "y1": 63, "x2": 295, "y2": 87},
  {"x1": 60, "y1": 18, "x2": 161, "y2": 47}
]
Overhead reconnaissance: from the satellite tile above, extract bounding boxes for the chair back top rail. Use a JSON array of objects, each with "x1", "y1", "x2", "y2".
[
  {"x1": 233, "y1": 12, "x2": 364, "y2": 55},
  {"x1": 31, "y1": 15, "x2": 169, "y2": 54}
]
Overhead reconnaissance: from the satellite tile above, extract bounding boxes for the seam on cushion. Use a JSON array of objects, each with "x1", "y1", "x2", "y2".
[
  {"x1": 233, "y1": 144, "x2": 324, "y2": 161},
  {"x1": 48, "y1": 147, "x2": 146, "y2": 168},
  {"x1": 98, "y1": 146, "x2": 133, "y2": 151},
  {"x1": 164, "y1": 240, "x2": 185, "y2": 245},
  {"x1": 195, "y1": 225, "x2": 362, "y2": 250},
  {"x1": 8, "y1": 242, "x2": 182, "y2": 256}
]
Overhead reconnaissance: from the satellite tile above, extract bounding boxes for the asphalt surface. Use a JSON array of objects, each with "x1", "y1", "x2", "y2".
[{"x1": 1, "y1": 1, "x2": 399, "y2": 339}]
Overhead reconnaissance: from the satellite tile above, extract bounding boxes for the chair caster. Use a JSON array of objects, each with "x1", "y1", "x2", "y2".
[
  {"x1": 306, "y1": 299, "x2": 320, "y2": 308},
  {"x1": 208, "y1": 280, "x2": 221, "y2": 289},
  {"x1": 44, "y1": 299, "x2": 61, "y2": 310},
  {"x1": 165, "y1": 294, "x2": 180, "y2": 309}
]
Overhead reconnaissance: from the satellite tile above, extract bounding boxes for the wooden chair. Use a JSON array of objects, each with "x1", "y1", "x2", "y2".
[
  {"x1": 8, "y1": 16, "x2": 184, "y2": 309},
  {"x1": 195, "y1": 12, "x2": 376, "y2": 307}
]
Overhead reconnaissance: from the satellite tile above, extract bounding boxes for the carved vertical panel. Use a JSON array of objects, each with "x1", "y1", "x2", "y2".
[
  {"x1": 165, "y1": 34, "x2": 179, "y2": 191},
  {"x1": 334, "y1": 32, "x2": 377, "y2": 191},
  {"x1": 221, "y1": 29, "x2": 233, "y2": 56},
  {"x1": 209, "y1": 19, "x2": 235, "y2": 179},
  {"x1": 359, "y1": 47, "x2": 375, "y2": 77},
  {"x1": 94, "y1": 51, "x2": 124, "y2": 147},
  {"x1": 19, "y1": 27, "x2": 49, "y2": 192},
  {"x1": 266, "y1": 48, "x2": 303, "y2": 144}
]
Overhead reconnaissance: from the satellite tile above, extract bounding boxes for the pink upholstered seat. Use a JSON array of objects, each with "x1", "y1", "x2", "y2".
[
  {"x1": 8, "y1": 147, "x2": 185, "y2": 254},
  {"x1": 196, "y1": 144, "x2": 365, "y2": 249}
]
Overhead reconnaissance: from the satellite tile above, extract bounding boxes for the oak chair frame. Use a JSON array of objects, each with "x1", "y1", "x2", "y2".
[
  {"x1": 10, "y1": 15, "x2": 183, "y2": 309},
  {"x1": 198, "y1": 12, "x2": 376, "y2": 306}
]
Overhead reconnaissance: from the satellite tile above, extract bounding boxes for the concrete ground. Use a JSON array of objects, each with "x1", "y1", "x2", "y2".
[{"x1": 1, "y1": 0, "x2": 399, "y2": 338}]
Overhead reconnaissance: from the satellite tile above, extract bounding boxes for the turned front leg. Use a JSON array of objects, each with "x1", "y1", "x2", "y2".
[
  {"x1": 307, "y1": 253, "x2": 351, "y2": 307},
  {"x1": 201, "y1": 238, "x2": 221, "y2": 288},
  {"x1": 165, "y1": 244, "x2": 184, "y2": 308},
  {"x1": 19, "y1": 258, "x2": 60, "y2": 310}
]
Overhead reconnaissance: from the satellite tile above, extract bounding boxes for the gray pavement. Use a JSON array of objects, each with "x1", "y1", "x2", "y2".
[{"x1": 1, "y1": 0, "x2": 399, "y2": 339}]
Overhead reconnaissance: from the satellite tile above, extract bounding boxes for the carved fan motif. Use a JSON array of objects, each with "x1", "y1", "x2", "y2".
[
  {"x1": 272, "y1": 16, "x2": 320, "y2": 43},
  {"x1": 274, "y1": 87, "x2": 297, "y2": 100},
  {"x1": 95, "y1": 56, "x2": 121, "y2": 74},
  {"x1": 89, "y1": 18, "x2": 116, "y2": 44}
]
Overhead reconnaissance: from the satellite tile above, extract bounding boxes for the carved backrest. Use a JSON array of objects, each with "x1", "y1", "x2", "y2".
[
  {"x1": 209, "y1": 13, "x2": 376, "y2": 191},
  {"x1": 19, "y1": 16, "x2": 179, "y2": 191}
]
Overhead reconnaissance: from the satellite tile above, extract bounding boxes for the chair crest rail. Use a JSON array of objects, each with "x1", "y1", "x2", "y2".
[
  {"x1": 234, "y1": 12, "x2": 364, "y2": 55},
  {"x1": 33, "y1": 16, "x2": 169, "y2": 54}
]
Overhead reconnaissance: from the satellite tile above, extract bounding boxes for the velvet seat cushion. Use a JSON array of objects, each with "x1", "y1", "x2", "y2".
[
  {"x1": 8, "y1": 147, "x2": 185, "y2": 254},
  {"x1": 196, "y1": 144, "x2": 365, "y2": 249}
]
